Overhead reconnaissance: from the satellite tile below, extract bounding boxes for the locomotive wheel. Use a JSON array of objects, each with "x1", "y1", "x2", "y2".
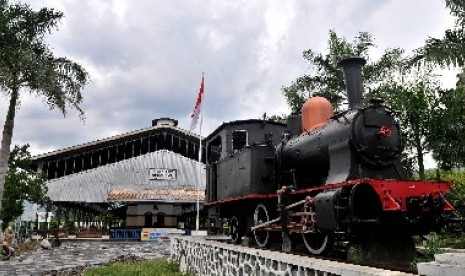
[
  {"x1": 229, "y1": 216, "x2": 243, "y2": 244},
  {"x1": 302, "y1": 232, "x2": 330, "y2": 255},
  {"x1": 253, "y1": 203, "x2": 270, "y2": 248}
]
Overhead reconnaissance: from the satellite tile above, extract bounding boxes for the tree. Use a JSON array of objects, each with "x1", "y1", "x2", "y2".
[
  {"x1": 0, "y1": 144, "x2": 50, "y2": 230},
  {"x1": 282, "y1": 30, "x2": 403, "y2": 113},
  {"x1": 282, "y1": 30, "x2": 450, "y2": 179},
  {"x1": 411, "y1": 0, "x2": 465, "y2": 170},
  {"x1": 428, "y1": 79, "x2": 465, "y2": 169},
  {"x1": 381, "y1": 72, "x2": 441, "y2": 180},
  {"x1": 413, "y1": 0, "x2": 465, "y2": 68},
  {"x1": 261, "y1": 113, "x2": 288, "y2": 123},
  {"x1": 0, "y1": 1, "x2": 90, "y2": 211}
]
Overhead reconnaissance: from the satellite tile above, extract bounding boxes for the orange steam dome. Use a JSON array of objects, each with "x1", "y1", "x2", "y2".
[{"x1": 301, "y1": 96, "x2": 334, "y2": 132}]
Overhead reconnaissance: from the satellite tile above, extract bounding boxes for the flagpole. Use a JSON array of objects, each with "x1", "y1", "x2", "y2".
[
  {"x1": 196, "y1": 112, "x2": 202, "y2": 231},
  {"x1": 190, "y1": 72, "x2": 204, "y2": 233}
]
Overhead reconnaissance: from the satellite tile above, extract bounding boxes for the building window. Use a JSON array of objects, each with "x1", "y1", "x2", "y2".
[
  {"x1": 232, "y1": 130, "x2": 248, "y2": 151},
  {"x1": 208, "y1": 136, "x2": 222, "y2": 162}
]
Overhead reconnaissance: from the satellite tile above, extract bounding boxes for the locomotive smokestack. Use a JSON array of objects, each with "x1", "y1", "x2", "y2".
[{"x1": 338, "y1": 57, "x2": 366, "y2": 109}]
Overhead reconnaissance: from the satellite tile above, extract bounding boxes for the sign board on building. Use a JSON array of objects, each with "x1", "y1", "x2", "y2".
[
  {"x1": 141, "y1": 228, "x2": 171, "y2": 241},
  {"x1": 149, "y1": 168, "x2": 177, "y2": 180}
]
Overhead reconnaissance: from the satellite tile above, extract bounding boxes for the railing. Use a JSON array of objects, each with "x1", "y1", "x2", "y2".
[{"x1": 109, "y1": 227, "x2": 141, "y2": 241}]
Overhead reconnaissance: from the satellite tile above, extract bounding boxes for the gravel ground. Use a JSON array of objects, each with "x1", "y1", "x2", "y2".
[{"x1": 0, "y1": 240, "x2": 171, "y2": 276}]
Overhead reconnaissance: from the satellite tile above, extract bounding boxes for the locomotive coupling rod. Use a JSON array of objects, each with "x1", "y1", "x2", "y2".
[
  {"x1": 251, "y1": 199, "x2": 308, "y2": 231},
  {"x1": 290, "y1": 211, "x2": 313, "y2": 216},
  {"x1": 251, "y1": 217, "x2": 281, "y2": 231},
  {"x1": 284, "y1": 199, "x2": 307, "y2": 210}
]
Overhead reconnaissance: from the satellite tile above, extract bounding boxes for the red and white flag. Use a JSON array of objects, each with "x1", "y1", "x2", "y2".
[{"x1": 190, "y1": 74, "x2": 204, "y2": 131}]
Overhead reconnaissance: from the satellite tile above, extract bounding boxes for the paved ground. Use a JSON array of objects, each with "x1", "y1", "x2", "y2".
[{"x1": 0, "y1": 240, "x2": 171, "y2": 276}]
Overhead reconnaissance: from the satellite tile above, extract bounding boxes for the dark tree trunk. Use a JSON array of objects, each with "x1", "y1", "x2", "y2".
[
  {"x1": 0, "y1": 86, "x2": 19, "y2": 212},
  {"x1": 414, "y1": 128, "x2": 425, "y2": 180}
]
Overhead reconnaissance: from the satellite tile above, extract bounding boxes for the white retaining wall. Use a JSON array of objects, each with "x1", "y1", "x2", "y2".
[{"x1": 170, "y1": 236, "x2": 414, "y2": 276}]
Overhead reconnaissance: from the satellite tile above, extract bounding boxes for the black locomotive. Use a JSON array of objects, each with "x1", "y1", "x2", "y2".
[{"x1": 204, "y1": 57, "x2": 455, "y2": 257}]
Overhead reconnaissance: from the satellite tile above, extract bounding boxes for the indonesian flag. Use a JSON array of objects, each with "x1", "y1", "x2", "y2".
[{"x1": 190, "y1": 74, "x2": 204, "y2": 131}]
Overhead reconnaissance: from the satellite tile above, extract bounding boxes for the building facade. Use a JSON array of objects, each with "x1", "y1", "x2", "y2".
[{"x1": 31, "y1": 118, "x2": 205, "y2": 228}]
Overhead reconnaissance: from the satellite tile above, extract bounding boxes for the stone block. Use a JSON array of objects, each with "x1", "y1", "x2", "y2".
[
  {"x1": 418, "y1": 262, "x2": 465, "y2": 276},
  {"x1": 434, "y1": 252, "x2": 465, "y2": 267},
  {"x1": 191, "y1": 230, "x2": 208, "y2": 236}
]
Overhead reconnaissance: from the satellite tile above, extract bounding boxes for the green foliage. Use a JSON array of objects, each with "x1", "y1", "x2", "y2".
[
  {"x1": 428, "y1": 80, "x2": 465, "y2": 169},
  {"x1": 0, "y1": 144, "x2": 49, "y2": 229},
  {"x1": 282, "y1": 30, "x2": 403, "y2": 113},
  {"x1": 281, "y1": 27, "x2": 465, "y2": 178},
  {"x1": 49, "y1": 218, "x2": 58, "y2": 229},
  {"x1": 400, "y1": 152, "x2": 416, "y2": 179},
  {"x1": 0, "y1": 1, "x2": 90, "y2": 119},
  {"x1": 422, "y1": 232, "x2": 444, "y2": 255},
  {"x1": 262, "y1": 113, "x2": 288, "y2": 123},
  {"x1": 412, "y1": 232, "x2": 445, "y2": 267},
  {"x1": 0, "y1": 1, "x2": 89, "y2": 213},
  {"x1": 414, "y1": 29, "x2": 465, "y2": 68},
  {"x1": 283, "y1": 29, "x2": 448, "y2": 177},
  {"x1": 440, "y1": 232, "x2": 465, "y2": 249},
  {"x1": 446, "y1": 0, "x2": 465, "y2": 27},
  {"x1": 83, "y1": 258, "x2": 192, "y2": 276},
  {"x1": 412, "y1": 0, "x2": 465, "y2": 68},
  {"x1": 380, "y1": 71, "x2": 441, "y2": 179},
  {"x1": 0, "y1": 0, "x2": 90, "y2": 212},
  {"x1": 412, "y1": 232, "x2": 465, "y2": 269},
  {"x1": 425, "y1": 169, "x2": 465, "y2": 212},
  {"x1": 408, "y1": 0, "x2": 465, "y2": 169},
  {"x1": 65, "y1": 221, "x2": 76, "y2": 235}
]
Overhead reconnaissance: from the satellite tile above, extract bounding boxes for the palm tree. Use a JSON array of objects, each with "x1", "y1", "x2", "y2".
[{"x1": 0, "y1": 1, "x2": 90, "y2": 211}]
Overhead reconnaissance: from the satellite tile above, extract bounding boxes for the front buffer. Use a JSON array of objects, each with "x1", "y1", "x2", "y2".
[{"x1": 314, "y1": 178, "x2": 455, "y2": 238}]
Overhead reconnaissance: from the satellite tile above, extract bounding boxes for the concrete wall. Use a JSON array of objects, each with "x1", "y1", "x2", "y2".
[{"x1": 170, "y1": 236, "x2": 413, "y2": 276}]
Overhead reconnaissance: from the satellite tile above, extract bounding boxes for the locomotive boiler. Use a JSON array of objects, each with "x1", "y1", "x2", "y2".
[
  {"x1": 204, "y1": 57, "x2": 456, "y2": 258},
  {"x1": 276, "y1": 58, "x2": 403, "y2": 187}
]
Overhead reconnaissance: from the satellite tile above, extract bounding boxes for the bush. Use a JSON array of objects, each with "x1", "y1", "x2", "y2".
[
  {"x1": 412, "y1": 232, "x2": 445, "y2": 269},
  {"x1": 425, "y1": 169, "x2": 465, "y2": 216},
  {"x1": 64, "y1": 221, "x2": 76, "y2": 235}
]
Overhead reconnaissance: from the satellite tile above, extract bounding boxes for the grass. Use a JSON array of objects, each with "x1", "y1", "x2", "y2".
[
  {"x1": 82, "y1": 257, "x2": 193, "y2": 276},
  {"x1": 440, "y1": 232, "x2": 465, "y2": 249}
]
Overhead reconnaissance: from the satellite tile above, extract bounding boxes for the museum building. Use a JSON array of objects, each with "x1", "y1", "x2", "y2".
[{"x1": 31, "y1": 118, "x2": 206, "y2": 229}]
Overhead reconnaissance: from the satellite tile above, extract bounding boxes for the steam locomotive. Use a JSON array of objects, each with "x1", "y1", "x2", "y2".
[{"x1": 204, "y1": 57, "x2": 455, "y2": 256}]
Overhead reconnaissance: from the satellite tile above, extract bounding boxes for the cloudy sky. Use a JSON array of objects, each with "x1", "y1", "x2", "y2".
[{"x1": 0, "y1": 0, "x2": 458, "y2": 161}]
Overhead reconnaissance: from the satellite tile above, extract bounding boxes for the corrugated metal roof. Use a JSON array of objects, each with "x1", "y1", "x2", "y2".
[
  {"x1": 107, "y1": 188, "x2": 204, "y2": 203},
  {"x1": 46, "y1": 150, "x2": 206, "y2": 203},
  {"x1": 32, "y1": 124, "x2": 201, "y2": 160}
]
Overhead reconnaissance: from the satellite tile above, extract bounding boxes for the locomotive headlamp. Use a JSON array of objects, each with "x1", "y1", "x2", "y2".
[{"x1": 377, "y1": 125, "x2": 392, "y2": 137}]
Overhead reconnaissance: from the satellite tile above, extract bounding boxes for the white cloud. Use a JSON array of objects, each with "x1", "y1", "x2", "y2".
[{"x1": 0, "y1": 0, "x2": 458, "y2": 164}]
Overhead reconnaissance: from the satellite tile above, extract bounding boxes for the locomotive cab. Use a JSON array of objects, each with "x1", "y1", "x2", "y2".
[{"x1": 204, "y1": 119, "x2": 287, "y2": 217}]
